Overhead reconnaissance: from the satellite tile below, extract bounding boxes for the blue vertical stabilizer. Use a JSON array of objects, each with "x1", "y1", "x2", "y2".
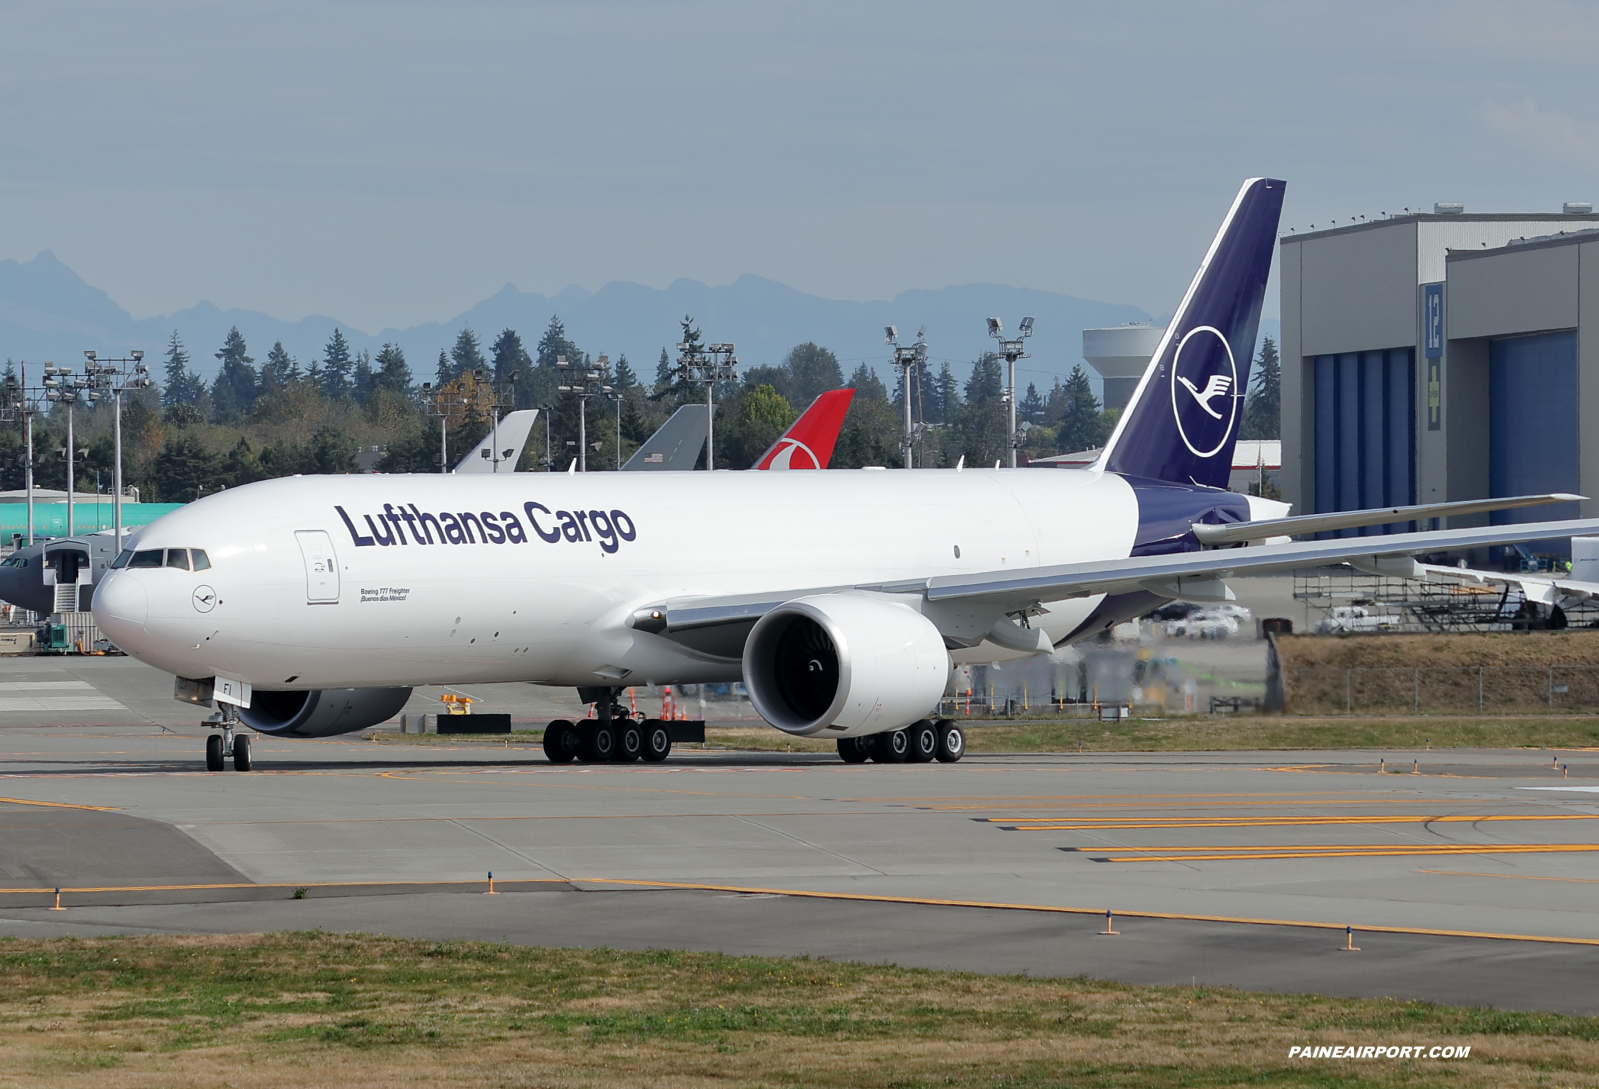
[{"x1": 1097, "y1": 178, "x2": 1285, "y2": 489}]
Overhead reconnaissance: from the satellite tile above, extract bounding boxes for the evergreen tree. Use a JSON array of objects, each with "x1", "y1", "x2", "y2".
[
  {"x1": 929, "y1": 362, "x2": 959, "y2": 424},
  {"x1": 963, "y1": 353, "x2": 1003, "y2": 405},
  {"x1": 1020, "y1": 381, "x2": 1045, "y2": 424},
  {"x1": 490, "y1": 328, "x2": 531, "y2": 385},
  {"x1": 210, "y1": 327, "x2": 258, "y2": 420},
  {"x1": 679, "y1": 314, "x2": 703, "y2": 353},
  {"x1": 1054, "y1": 364, "x2": 1107, "y2": 453},
  {"x1": 352, "y1": 349, "x2": 374, "y2": 405},
  {"x1": 435, "y1": 350, "x2": 453, "y2": 387},
  {"x1": 846, "y1": 363, "x2": 889, "y2": 402},
  {"x1": 1240, "y1": 335, "x2": 1281, "y2": 440},
  {"x1": 536, "y1": 316, "x2": 579, "y2": 370},
  {"x1": 373, "y1": 343, "x2": 412, "y2": 395},
  {"x1": 451, "y1": 327, "x2": 487, "y2": 380},
  {"x1": 321, "y1": 328, "x2": 353, "y2": 400},
  {"x1": 161, "y1": 330, "x2": 200, "y2": 406},
  {"x1": 260, "y1": 341, "x2": 293, "y2": 400},
  {"x1": 614, "y1": 353, "x2": 638, "y2": 390},
  {"x1": 654, "y1": 347, "x2": 673, "y2": 393}
]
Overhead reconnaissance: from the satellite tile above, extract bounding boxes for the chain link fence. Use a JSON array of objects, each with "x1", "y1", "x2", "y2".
[{"x1": 1283, "y1": 666, "x2": 1599, "y2": 715}]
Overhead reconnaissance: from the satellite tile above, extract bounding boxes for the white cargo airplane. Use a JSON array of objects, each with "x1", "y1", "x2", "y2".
[{"x1": 92, "y1": 178, "x2": 1599, "y2": 771}]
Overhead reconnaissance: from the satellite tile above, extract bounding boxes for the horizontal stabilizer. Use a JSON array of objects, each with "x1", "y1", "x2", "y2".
[{"x1": 1192, "y1": 493, "x2": 1585, "y2": 545}]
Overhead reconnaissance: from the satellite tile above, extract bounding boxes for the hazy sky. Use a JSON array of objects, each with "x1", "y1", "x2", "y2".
[{"x1": 4, "y1": 1, "x2": 1595, "y2": 332}]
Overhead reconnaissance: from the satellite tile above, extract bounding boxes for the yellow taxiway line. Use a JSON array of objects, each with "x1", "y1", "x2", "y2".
[
  {"x1": 578, "y1": 877, "x2": 1599, "y2": 947},
  {"x1": 989, "y1": 814, "x2": 1599, "y2": 830},
  {"x1": 1076, "y1": 843, "x2": 1599, "y2": 862},
  {"x1": 0, "y1": 796, "x2": 118, "y2": 812}
]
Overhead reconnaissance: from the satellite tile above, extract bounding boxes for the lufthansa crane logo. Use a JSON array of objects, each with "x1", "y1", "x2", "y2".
[
  {"x1": 1168, "y1": 325, "x2": 1239, "y2": 458},
  {"x1": 192, "y1": 585, "x2": 217, "y2": 613},
  {"x1": 758, "y1": 438, "x2": 821, "y2": 470}
]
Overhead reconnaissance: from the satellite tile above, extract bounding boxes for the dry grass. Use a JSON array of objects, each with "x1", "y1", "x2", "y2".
[
  {"x1": 956, "y1": 715, "x2": 1599, "y2": 753},
  {"x1": 0, "y1": 933, "x2": 1596, "y2": 1087}
]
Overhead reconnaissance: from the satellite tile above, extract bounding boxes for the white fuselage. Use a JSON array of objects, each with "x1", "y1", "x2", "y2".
[{"x1": 92, "y1": 468, "x2": 1141, "y2": 692}]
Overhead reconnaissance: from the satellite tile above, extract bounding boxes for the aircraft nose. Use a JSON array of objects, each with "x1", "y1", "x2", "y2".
[{"x1": 92, "y1": 572, "x2": 147, "y2": 643}]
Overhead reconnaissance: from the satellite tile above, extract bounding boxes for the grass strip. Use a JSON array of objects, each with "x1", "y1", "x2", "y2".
[{"x1": 0, "y1": 932, "x2": 1594, "y2": 1087}]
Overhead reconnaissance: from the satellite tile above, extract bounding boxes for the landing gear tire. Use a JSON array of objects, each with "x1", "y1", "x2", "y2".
[
  {"x1": 579, "y1": 722, "x2": 616, "y2": 763},
  {"x1": 205, "y1": 733, "x2": 224, "y2": 772},
  {"x1": 935, "y1": 720, "x2": 965, "y2": 763},
  {"x1": 641, "y1": 720, "x2": 672, "y2": 762},
  {"x1": 872, "y1": 729, "x2": 910, "y2": 763},
  {"x1": 543, "y1": 720, "x2": 580, "y2": 763},
  {"x1": 837, "y1": 737, "x2": 870, "y2": 763},
  {"x1": 232, "y1": 733, "x2": 253, "y2": 771},
  {"x1": 908, "y1": 721, "x2": 938, "y2": 763},
  {"x1": 616, "y1": 721, "x2": 643, "y2": 762}
]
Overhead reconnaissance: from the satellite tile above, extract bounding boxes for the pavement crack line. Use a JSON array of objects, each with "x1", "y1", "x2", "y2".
[
  {"x1": 729, "y1": 814, "x2": 889, "y2": 875},
  {"x1": 446, "y1": 818, "x2": 571, "y2": 882}
]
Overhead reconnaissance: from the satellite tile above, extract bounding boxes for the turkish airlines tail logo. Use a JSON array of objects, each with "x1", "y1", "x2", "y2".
[
  {"x1": 1177, "y1": 373, "x2": 1233, "y2": 419},
  {"x1": 755, "y1": 388, "x2": 855, "y2": 470}
]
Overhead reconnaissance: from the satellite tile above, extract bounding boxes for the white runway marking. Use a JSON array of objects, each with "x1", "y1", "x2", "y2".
[
  {"x1": 0, "y1": 681, "x2": 97, "y2": 691},
  {"x1": 0, "y1": 681, "x2": 127, "y2": 713}
]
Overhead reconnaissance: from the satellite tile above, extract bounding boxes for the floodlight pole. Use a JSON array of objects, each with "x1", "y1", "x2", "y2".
[
  {"x1": 65, "y1": 394, "x2": 74, "y2": 538},
  {"x1": 611, "y1": 391, "x2": 623, "y2": 470},
  {"x1": 556, "y1": 355, "x2": 612, "y2": 473},
  {"x1": 677, "y1": 342, "x2": 737, "y2": 469},
  {"x1": 885, "y1": 326, "x2": 927, "y2": 469},
  {"x1": 24, "y1": 405, "x2": 34, "y2": 546},
  {"x1": 987, "y1": 317, "x2": 1034, "y2": 468},
  {"x1": 84, "y1": 350, "x2": 150, "y2": 548},
  {"x1": 420, "y1": 383, "x2": 465, "y2": 473}
]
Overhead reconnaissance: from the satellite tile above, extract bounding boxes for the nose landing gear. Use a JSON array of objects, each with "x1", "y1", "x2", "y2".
[{"x1": 203, "y1": 705, "x2": 254, "y2": 771}]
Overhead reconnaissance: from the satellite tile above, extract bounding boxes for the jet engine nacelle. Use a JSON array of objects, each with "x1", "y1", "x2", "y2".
[
  {"x1": 742, "y1": 594, "x2": 949, "y2": 738},
  {"x1": 238, "y1": 687, "x2": 412, "y2": 738}
]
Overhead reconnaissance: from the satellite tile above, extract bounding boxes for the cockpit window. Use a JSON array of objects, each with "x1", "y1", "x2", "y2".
[
  {"x1": 165, "y1": 549, "x2": 191, "y2": 570},
  {"x1": 128, "y1": 549, "x2": 164, "y2": 569},
  {"x1": 110, "y1": 550, "x2": 131, "y2": 569},
  {"x1": 191, "y1": 549, "x2": 211, "y2": 571}
]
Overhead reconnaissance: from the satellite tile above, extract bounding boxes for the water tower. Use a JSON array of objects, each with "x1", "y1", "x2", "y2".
[{"x1": 1081, "y1": 324, "x2": 1165, "y2": 411}]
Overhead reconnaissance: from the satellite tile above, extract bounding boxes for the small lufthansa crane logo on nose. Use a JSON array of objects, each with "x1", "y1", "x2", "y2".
[{"x1": 192, "y1": 585, "x2": 217, "y2": 613}]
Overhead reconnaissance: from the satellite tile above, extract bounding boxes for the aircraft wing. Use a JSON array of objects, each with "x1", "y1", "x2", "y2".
[
  {"x1": 622, "y1": 405, "x2": 708, "y2": 470},
  {"x1": 903, "y1": 517, "x2": 1599, "y2": 609},
  {"x1": 632, "y1": 517, "x2": 1599, "y2": 655},
  {"x1": 454, "y1": 409, "x2": 539, "y2": 473},
  {"x1": 1410, "y1": 562, "x2": 1599, "y2": 608}
]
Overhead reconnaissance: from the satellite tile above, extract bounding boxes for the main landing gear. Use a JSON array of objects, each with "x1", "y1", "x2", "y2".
[
  {"x1": 543, "y1": 700, "x2": 670, "y2": 765},
  {"x1": 837, "y1": 719, "x2": 964, "y2": 764},
  {"x1": 203, "y1": 705, "x2": 253, "y2": 772}
]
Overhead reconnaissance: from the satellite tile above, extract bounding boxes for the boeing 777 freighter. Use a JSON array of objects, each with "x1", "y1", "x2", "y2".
[{"x1": 92, "y1": 179, "x2": 1599, "y2": 770}]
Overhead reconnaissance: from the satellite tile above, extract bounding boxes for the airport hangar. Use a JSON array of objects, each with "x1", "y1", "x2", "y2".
[{"x1": 1278, "y1": 203, "x2": 1599, "y2": 563}]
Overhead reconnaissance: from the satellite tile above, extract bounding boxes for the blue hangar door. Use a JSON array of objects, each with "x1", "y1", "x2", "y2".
[{"x1": 1489, "y1": 330, "x2": 1580, "y2": 560}]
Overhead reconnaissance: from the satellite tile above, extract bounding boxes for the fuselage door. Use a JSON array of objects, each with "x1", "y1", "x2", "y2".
[{"x1": 295, "y1": 530, "x2": 340, "y2": 604}]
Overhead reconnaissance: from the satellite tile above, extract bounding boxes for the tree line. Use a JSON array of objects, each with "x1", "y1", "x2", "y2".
[{"x1": 0, "y1": 313, "x2": 1280, "y2": 504}]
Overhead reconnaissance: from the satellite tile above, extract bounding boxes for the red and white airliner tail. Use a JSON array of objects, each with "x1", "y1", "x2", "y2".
[{"x1": 754, "y1": 389, "x2": 855, "y2": 470}]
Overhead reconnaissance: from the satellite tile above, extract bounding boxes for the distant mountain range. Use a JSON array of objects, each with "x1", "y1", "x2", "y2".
[{"x1": 0, "y1": 249, "x2": 1278, "y2": 396}]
